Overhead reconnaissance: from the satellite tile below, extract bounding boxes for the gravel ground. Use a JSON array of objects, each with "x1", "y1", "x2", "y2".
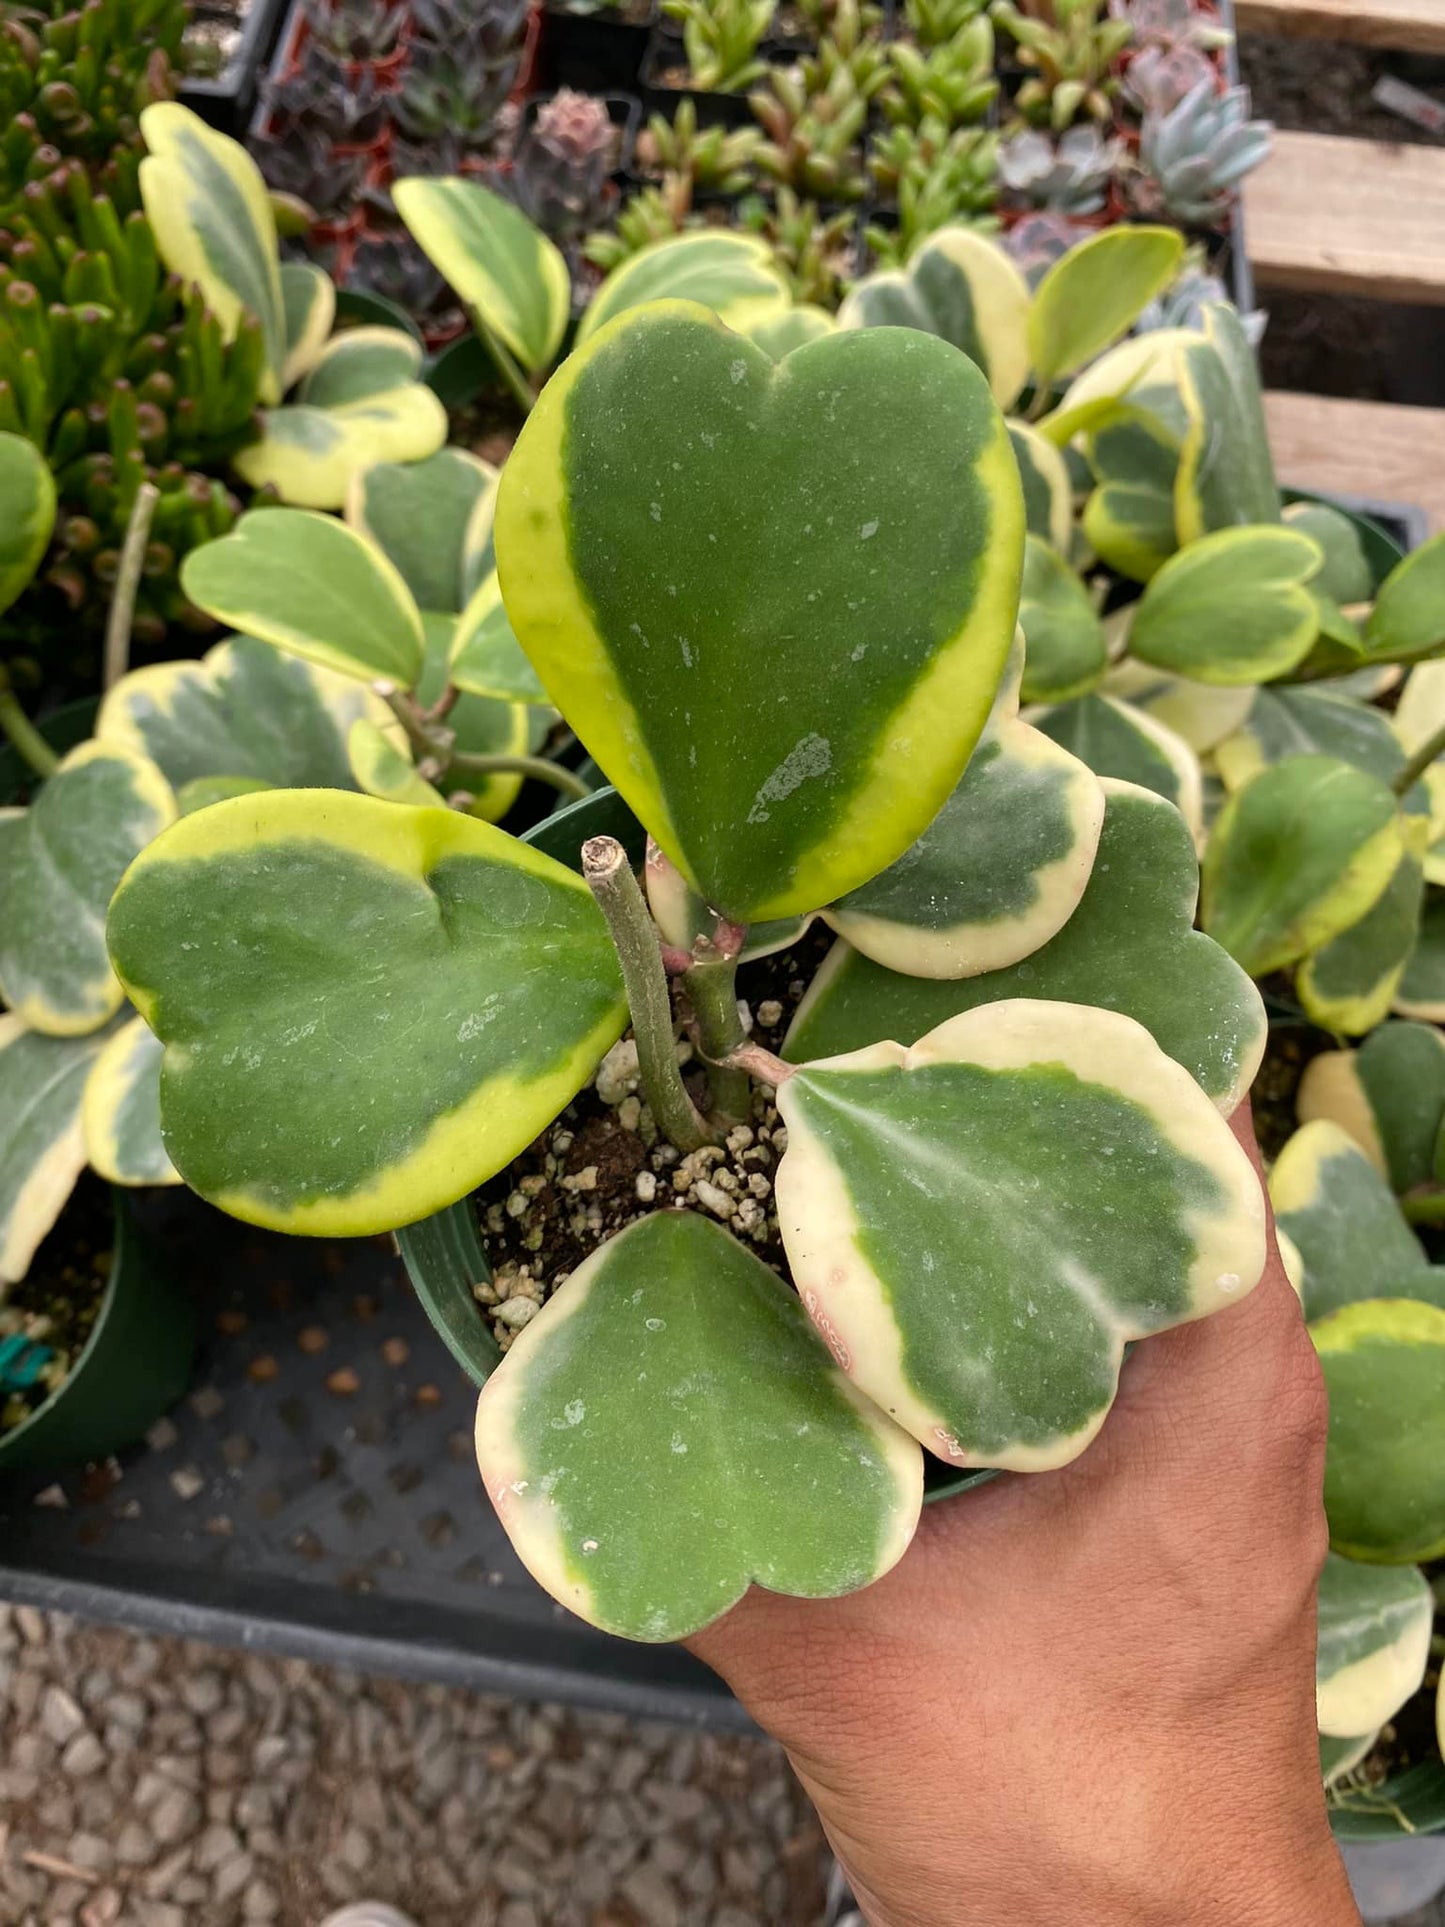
[{"x1": 0, "y1": 1606, "x2": 828, "y2": 1927}]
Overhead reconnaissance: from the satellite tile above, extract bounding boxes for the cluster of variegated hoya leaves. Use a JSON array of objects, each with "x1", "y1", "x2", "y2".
[{"x1": 92, "y1": 294, "x2": 1277, "y2": 1643}]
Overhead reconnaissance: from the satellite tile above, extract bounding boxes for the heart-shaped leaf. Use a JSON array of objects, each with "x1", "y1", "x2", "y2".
[
  {"x1": 1213, "y1": 684, "x2": 1417, "y2": 798},
  {"x1": 81, "y1": 1011, "x2": 177, "y2": 1187},
  {"x1": 1312, "y1": 1298, "x2": 1445, "y2": 1564},
  {"x1": 1030, "y1": 693, "x2": 1202, "y2": 841},
  {"x1": 415, "y1": 620, "x2": 532, "y2": 825},
  {"x1": 786, "y1": 779, "x2": 1266, "y2": 1113},
  {"x1": 1321, "y1": 1732, "x2": 1379, "y2": 1788},
  {"x1": 837, "y1": 225, "x2": 1031, "y2": 409},
  {"x1": 0, "y1": 1014, "x2": 111, "y2": 1283},
  {"x1": 0, "y1": 744, "x2": 175, "y2": 1036},
  {"x1": 232, "y1": 386, "x2": 448, "y2": 510},
  {"x1": 1018, "y1": 536, "x2": 1107, "y2": 703},
  {"x1": 181, "y1": 510, "x2": 426, "y2": 690},
  {"x1": 1298, "y1": 1023, "x2": 1445, "y2": 1196},
  {"x1": 393, "y1": 176, "x2": 570, "y2": 375},
  {"x1": 1082, "y1": 414, "x2": 1180, "y2": 584},
  {"x1": 105, "y1": 792, "x2": 628, "y2": 1235},
  {"x1": 1202, "y1": 756, "x2": 1404, "y2": 976},
  {"x1": 1365, "y1": 533, "x2": 1445, "y2": 667},
  {"x1": 1395, "y1": 660, "x2": 1445, "y2": 761},
  {"x1": 96, "y1": 634, "x2": 405, "y2": 793},
  {"x1": 279, "y1": 260, "x2": 335, "y2": 390},
  {"x1": 1297, "y1": 837, "x2": 1426, "y2": 1036},
  {"x1": 1129, "y1": 525, "x2": 1323, "y2": 686},
  {"x1": 1042, "y1": 327, "x2": 1192, "y2": 450},
  {"x1": 577, "y1": 233, "x2": 791, "y2": 348},
  {"x1": 1009, "y1": 422, "x2": 1072, "y2": 551},
  {"x1": 1173, "y1": 303, "x2": 1281, "y2": 543},
  {"x1": 140, "y1": 103, "x2": 286, "y2": 402},
  {"x1": 1269, "y1": 1122, "x2": 1430, "y2": 1321},
  {"x1": 824, "y1": 652, "x2": 1105, "y2": 978},
  {"x1": 473, "y1": 1210, "x2": 923, "y2": 1640},
  {"x1": 346, "y1": 447, "x2": 497, "y2": 616},
  {"x1": 1395, "y1": 891, "x2": 1445, "y2": 1021},
  {"x1": 0, "y1": 432, "x2": 56, "y2": 618},
  {"x1": 1027, "y1": 227, "x2": 1185, "y2": 390},
  {"x1": 776, "y1": 1000, "x2": 1265, "y2": 1469},
  {"x1": 495, "y1": 304, "x2": 1024, "y2": 922},
  {"x1": 295, "y1": 327, "x2": 423, "y2": 408},
  {"x1": 1316, "y1": 1553, "x2": 1433, "y2": 1738},
  {"x1": 1102, "y1": 659, "x2": 1254, "y2": 754},
  {"x1": 449, "y1": 574, "x2": 550, "y2": 704}
]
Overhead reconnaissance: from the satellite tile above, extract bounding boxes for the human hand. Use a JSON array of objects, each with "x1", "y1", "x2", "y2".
[{"x1": 688, "y1": 1104, "x2": 1361, "y2": 1927}]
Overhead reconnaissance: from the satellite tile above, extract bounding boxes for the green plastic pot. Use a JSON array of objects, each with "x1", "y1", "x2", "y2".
[
  {"x1": 0, "y1": 1188, "x2": 196, "y2": 1471},
  {"x1": 396, "y1": 784, "x2": 991, "y2": 1505},
  {"x1": 0, "y1": 697, "x2": 196, "y2": 1472}
]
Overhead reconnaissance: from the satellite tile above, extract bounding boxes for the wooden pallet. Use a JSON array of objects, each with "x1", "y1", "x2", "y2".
[
  {"x1": 1265, "y1": 390, "x2": 1445, "y2": 531},
  {"x1": 1244, "y1": 129, "x2": 1445, "y2": 304},
  {"x1": 1235, "y1": 0, "x2": 1445, "y2": 54}
]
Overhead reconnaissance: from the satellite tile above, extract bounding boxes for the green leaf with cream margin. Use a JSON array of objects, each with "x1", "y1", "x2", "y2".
[
  {"x1": 448, "y1": 574, "x2": 549, "y2": 704},
  {"x1": 1395, "y1": 891, "x2": 1445, "y2": 1021},
  {"x1": 279, "y1": 260, "x2": 335, "y2": 391},
  {"x1": 1316, "y1": 1554, "x2": 1433, "y2": 1738},
  {"x1": 181, "y1": 509, "x2": 426, "y2": 690},
  {"x1": 495, "y1": 303, "x2": 1024, "y2": 923},
  {"x1": 96, "y1": 634, "x2": 406, "y2": 794},
  {"x1": 1202, "y1": 756, "x2": 1405, "y2": 976},
  {"x1": 139, "y1": 103, "x2": 287, "y2": 403},
  {"x1": 776, "y1": 1000, "x2": 1265, "y2": 1470},
  {"x1": 1030, "y1": 693, "x2": 1202, "y2": 843},
  {"x1": 1102, "y1": 660, "x2": 1254, "y2": 756},
  {"x1": 1017, "y1": 536, "x2": 1107, "y2": 703},
  {"x1": 745, "y1": 306, "x2": 836, "y2": 360},
  {"x1": 347, "y1": 720, "x2": 445, "y2": 809},
  {"x1": 473, "y1": 1210, "x2": 922, "y2": 1641},
  {"x1": 1129, "y1": 524, "x2": 1323, "y2": 686},
  {"x1": 1173, "y1": 303, "x2": 1282, "y2": 544},
  {"x1": 1364, "y1": 533, "x2": 1445, "y2": 668},
  {"x1": 81, "y1": 1012, "x2": 176, "y2": 1187},
  {"x1": 786, "y1": 779, "x2": 1266, "y2": 1114},
  {"x1": 1269, "y1": 1122, "x2": 1436, "y2": 1323},
  {"x1": 1009, "y1": 423, "x2": 1073, "y2": 552},
  {"x1": 1297, "y1": 1021, "x2": 1445, "y2": 1195},
  {"x1": 836, "y1": 225, "x2": 1031, "y2": 410},
  {"x1": 1212, "y1": 683, "x2": 1417, "y2": 799},
  {"x1": 233, "y1": 328, "x2": 448, "y2": 511},
  {"x1": 1027, "y1": 226, "x2": 1184, "y2": 391},
  {"x1": 1296, "y1": 829, "x2": 1426, "y2": 1037},
  {"x1": 824, "y1": 647, "x2": 1105, "y2": 977},
  {"x1": 1313, "y1": 1297, "x2": 1445, "y2": 1564},
  {"x1": 0, "y1": 432, "x2": 56, "y2": 617},
  {"x1": 0, "y1": 1016, "x2": 110, "y2": 1283},
  {"x1": 346, "y1": 448, "x2": 497, "y2": 616},
  {"x1": 105, "y1": 791, "x2": 627, "y2": 1236},
  {"x1": 393, "y1": 176, "x2": 570, "y2": 376},
  {"x1": 576, "y1": 232, "x2": 791, "y2": 348},
  {"x1": 0, "y1": 744, "x2": 175, "y2": 1037}
]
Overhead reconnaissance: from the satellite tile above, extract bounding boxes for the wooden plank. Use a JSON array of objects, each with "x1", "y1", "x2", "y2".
[
  {"x1": 1235, "y1": 0, "x2": 1445, "y2": 55},
  {"x1": 1245, "y1": 130, "x2": 1445, "y2": 304},
  {"x1": 1265, "y1": 390, "x2": 1445, "y2": 533}
]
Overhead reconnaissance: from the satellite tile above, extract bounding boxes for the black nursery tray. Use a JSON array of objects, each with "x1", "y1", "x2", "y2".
[{"x1": 0, "y1": 1192, "x2": 747, "y2": 1729}]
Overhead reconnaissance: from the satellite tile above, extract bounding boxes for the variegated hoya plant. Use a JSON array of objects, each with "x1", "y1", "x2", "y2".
[{"x1": 92, "y1": 291, "x2": 1282, "y2": 1643}]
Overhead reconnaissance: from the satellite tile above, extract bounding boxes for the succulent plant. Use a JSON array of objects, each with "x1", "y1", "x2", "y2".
[
  {"x1": 344, "y1": 228, "x2": 447, "y2": 314},
  {"x1": 999, "y1": 205, "x2": 1096, "y2": 279},
  {"x1": 253, "y1": 129, "x2": 368, "y2": 220},
  {"x1": 1135, "y1": 251, "x2": 1265, "y2": 346},
  {"x1": 797, "y1": 0, "x2": 883, "y2": 33},
  {"x1": 263, "y1": 55, "x2": 390, "y2": 148},
  {"x1": 661, "y1": 0, "x2": 778, "y2": 91},
  {"x1": 880, "y1": 17, "x2": 998, "y2": 130},
  {"x1": 393, "y1": 53, "x2": 512, "y2": 150},
  {"x1": 582, "y1": 179, "x2": 696, "y2": 273},
  {"x1": 409, "y1": 0, "x2": 532, "y2": 62},
  {"x1": 740, "y1": 186, "x2": 853, "y2": 305},
  {"x1": 904, "y1": 0, "x2": 990, "y2": 47},
  {"x1": 0, "y1": 0, "x2": 184, "y2": 214},
  {"x1": 304, "y1": 0, "x2": 406, "y2": 64},
  {"x1": 990, "y1": 0, "x2": 1132, "y2": 129},
  {"x1": 750, "y1": 65, "x2": 869, "y2": 203},
  {"x1": 509, "y1": 90, "x2": 618, "y2": 240},
  {"x1": 1137, "y1": 80, "x2": 1272, "y2": 228},
  {"x1": 868, "y1": 113, "x2": 998, "y2": 212},
  {"x1": 803, "y1": 0, "x2": 890, "y2": 98},
  {"x1": 997, "y1": 123, "x2": 1120, "y2": 213},
  {"x1": 637, "y1": 99, "x2": 764, "y2": 196}
]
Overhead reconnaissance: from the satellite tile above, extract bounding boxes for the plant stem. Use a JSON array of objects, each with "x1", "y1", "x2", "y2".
[
  {"x1": 684, "y1": 957, "x2": 753, "y2": 1124},
  {"x1": 471, "y1": 309, "x2": 536, "y2": 419},
  {"x1": 0, "y1": 677, "x2": 58, "y2": 779},
  {"x1": 1392, "y1": 718, "x2": 1445, "y2": 797},
  {"x1": 447, "y1": 750, "x2": 592, "y2": 800},
  {"x1": 103, "y1": 480, "x2": 159, "y2": 692},
  {"x1": 1401, "y1": 1188, "x2": 1445, "y2": 1226},
  {"x1": 582, "y1": 836, "x2": 713, "y2": 1155}
]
